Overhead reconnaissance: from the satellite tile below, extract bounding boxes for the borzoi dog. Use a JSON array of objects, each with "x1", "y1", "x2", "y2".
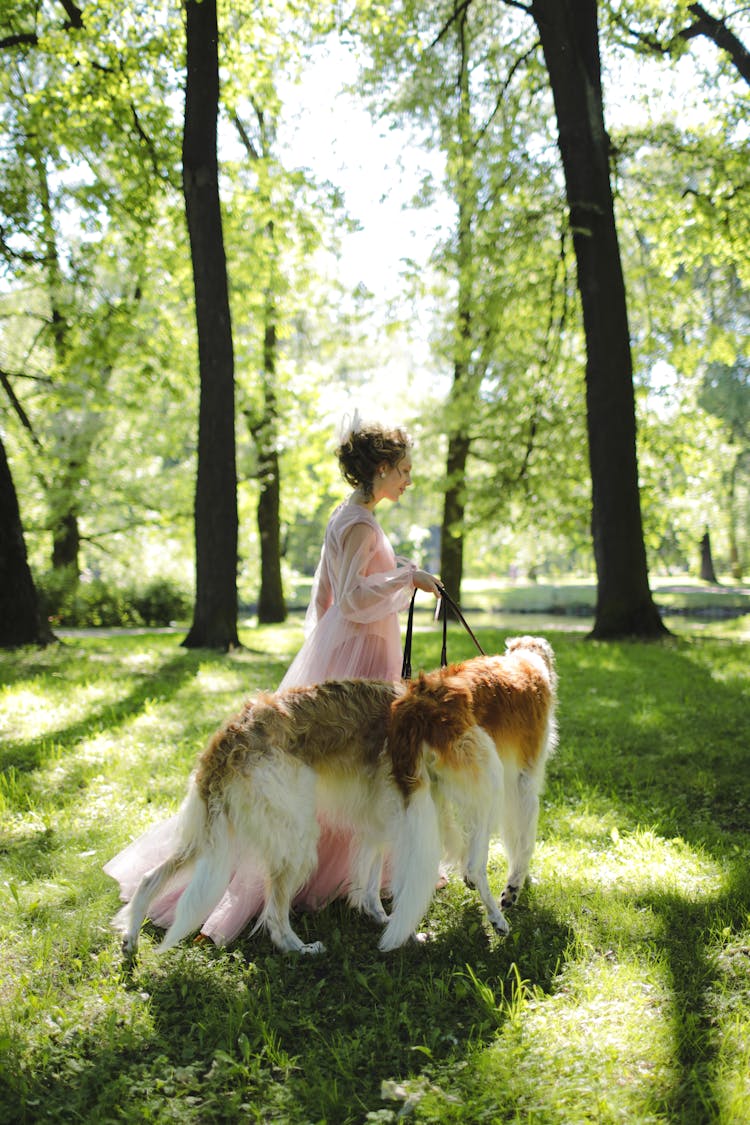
[{"x1": 113, "y1": 636, "x2": 557, "y2": 956}]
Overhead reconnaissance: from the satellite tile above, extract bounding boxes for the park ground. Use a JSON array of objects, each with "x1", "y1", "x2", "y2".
[{"x1": 1, "y1": 579, "x2": 749, "y2": 1123}]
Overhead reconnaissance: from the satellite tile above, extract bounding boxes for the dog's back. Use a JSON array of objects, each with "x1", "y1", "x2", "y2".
[
  {"x1": 395, "y1": 637, "x2": 557, "y2": 774},
  {"x1": 195, "y1": 679, "x2": 406, "y2": 804}
]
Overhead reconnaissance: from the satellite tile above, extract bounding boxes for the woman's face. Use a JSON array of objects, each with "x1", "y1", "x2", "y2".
[{"x1": 378, "y1": 454, "x2": 412, "y2": 503}]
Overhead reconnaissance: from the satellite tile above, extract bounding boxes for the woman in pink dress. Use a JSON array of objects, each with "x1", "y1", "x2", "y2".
[
  {"x1": 104, "y1": 419, "x2": 439, "y2": 947},
  {"x1": 279, "y1": 420, "x2": 439, "y2": 690}
]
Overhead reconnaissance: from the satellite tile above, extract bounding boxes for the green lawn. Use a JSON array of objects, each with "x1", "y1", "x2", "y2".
[{"x1": 1, "y1": 608, "x2": 749, "y2": 1123}]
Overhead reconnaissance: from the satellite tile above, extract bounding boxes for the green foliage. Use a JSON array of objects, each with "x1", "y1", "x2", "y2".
[
  {"x1": 1, "y1": 607, "x2": 749, "y2": 1122},
  {"x1": 37, "y1": 574, "x2": 192, "y2": 628}
]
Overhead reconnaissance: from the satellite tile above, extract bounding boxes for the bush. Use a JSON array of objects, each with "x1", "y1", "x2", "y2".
[
  {"x1": 133, "y1": 578, "x2": 192, "y2": 626},
  {"x1": 38, "y1": 573, "x2": 192, "y2": 628}
]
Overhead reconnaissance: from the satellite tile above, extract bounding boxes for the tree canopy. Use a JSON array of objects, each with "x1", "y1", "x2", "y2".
[{"x1": 1, "y1": 0, "x2": 748, "y2": 646}]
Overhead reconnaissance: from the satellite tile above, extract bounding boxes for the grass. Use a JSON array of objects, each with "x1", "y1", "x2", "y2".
[{"x1": 1, "y1": 602, "x2": 749, "y2": 1123}]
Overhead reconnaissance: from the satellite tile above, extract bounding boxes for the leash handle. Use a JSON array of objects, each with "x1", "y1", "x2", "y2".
[{"x1": 402, "y1": 582, "x2": 485, "y2": 680}]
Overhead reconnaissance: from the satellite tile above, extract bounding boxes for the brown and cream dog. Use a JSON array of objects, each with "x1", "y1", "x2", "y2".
[{"x1": 113, "y1": 636, "x2": 557, "y2": 956}]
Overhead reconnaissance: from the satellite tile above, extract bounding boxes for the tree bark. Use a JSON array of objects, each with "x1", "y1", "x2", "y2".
[
  {"x1": 181, "y1": 0, "x2": 239, "y2": 651},
  {"x1": 253, "y1": 298, "x2": 286, "y2": 624},
  {"x1": 530, "y1": 0, "x2": 668, "y2": 638},
  {"x1": 439, "y1": 2, "x2": 477, "y2": 604},
  {"x1": 232, "y1": 116, "x2": 287, "y2": 624},
  {"x1": 0, "y1": 436, "x2": 56, "y2": 647},
  {"x1": 683, "y1": 4, "x2": 750, "y2": 86},
  {"x1": 699, "y1": 529, "x2": 719, "y2": 583}
]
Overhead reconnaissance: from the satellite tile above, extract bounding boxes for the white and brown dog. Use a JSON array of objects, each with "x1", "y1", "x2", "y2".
[{"x1": 113, "y1": 636, "x2": 557, "y2": 956}]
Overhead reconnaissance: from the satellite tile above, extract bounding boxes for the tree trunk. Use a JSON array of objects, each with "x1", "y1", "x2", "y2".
[
  {"x1": 254, "y1": 299, "x2": 286, "y2": 624},
  {"x1": 439, "y1": 4, "x2": 476, "y2": 605},
  {"x1": 440, "y1": 430, "x2": 470, "y2": 601},
  {"x1": 0, "y1": 436, "x2": 56, "y2": 648},
  {"x1": 51, "y1": 510, "x2": 80, "y2": 576},
  {"x1": 727, "y1": 459, "x2": 743, "y2": 580},
  {"x1": 699, "y1": 529, "x2": 719, "y2": 583},
  {"x1": 531, "y1": 0, "x2": 668, "y2": 639},
  {"x1": 181, "y1": 0, "x2": 239, "y2": 651}
]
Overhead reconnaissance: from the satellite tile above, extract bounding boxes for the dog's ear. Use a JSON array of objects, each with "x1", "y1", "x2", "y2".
[{"x1": 388, "y1": 674, "x2": 474, "y2": 800}]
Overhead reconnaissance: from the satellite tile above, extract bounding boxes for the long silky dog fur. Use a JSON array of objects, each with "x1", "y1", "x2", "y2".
[{"x1": 113, "y1": 636, "x2": 557, "y2": 956}]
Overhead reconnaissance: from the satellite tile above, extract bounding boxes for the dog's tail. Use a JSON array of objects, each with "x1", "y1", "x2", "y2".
[
  {"x1": 156, "y1": 785, "x2": 234, "y2": 952},
  {"x1": 379, "y1": 780, "x2": 440, "y2": 951}
]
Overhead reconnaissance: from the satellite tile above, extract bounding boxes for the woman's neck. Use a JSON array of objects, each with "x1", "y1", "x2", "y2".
[{"x1": 350, "y1": 488, "x2": 378, "y2": 511}]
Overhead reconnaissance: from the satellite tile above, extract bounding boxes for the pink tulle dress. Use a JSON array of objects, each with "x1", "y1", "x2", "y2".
[{"x1": 104, "y1": 497, "x2": 417, "y2": 945}]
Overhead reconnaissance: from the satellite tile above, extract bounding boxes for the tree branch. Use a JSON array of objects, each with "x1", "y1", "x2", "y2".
[
  {"x1": 684, "y1": 2, "x2": 750, "y2": 85},
  {"x1": 233, "y1": 112, "x2": 260, "y2": 161},
  {"x1": 612, "y1": 2, "x2": 750, "y2": 88},
  {"x1": 57, "y1": 0, "x2": 84, "y2": 30},
  {"x1": 429, "y1": 0, "x2": 474, "y2": 51},
  {"x1": 0, "y1": 0, "x2": 84, "y2": 50},
  {"x1": 0, "y1": 369, "x2": 43, "y2": 449},
  {"x1": 477, "y1": 41, "x2": 539, "y2": 140}
]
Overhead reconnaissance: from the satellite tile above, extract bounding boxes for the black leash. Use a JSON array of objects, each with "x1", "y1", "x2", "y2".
[{"x1": 401, "y1": 582, "x2": 485, "y2": 681}]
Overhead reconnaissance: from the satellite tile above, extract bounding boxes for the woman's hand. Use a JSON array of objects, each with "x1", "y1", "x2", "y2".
[{"x1": 413, "y1": 569, "x2": 441, "y2": 596}]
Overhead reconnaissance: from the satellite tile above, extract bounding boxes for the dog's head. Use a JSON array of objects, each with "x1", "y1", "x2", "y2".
[{"x1": 504, "y1": 635, "x2": 557, "y2": 689}]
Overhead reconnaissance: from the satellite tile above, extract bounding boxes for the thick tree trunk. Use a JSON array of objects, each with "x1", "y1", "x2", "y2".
[
  {"x1": 254, "y1": 306, "x2": 286, "y2": 624},
  {"x1": 51, "y1": 510, "x2": 80, "y2": 576},
  {"x1": 531, "y1": 0, "x2": 668, "y2": 638},
  {"x1": 440, "y1": 430, "x2": 470, "y2": 601},
  {"x1": 439, "y1": 6, "x2": 475, "y2": 605},
  {"x1": 699, "y1": 530, "x2": 719, "y2": 583},
  {"x1": 181, "y1": 0, "x2": 239, "y2": 651},
  {"x1": 0, "y1": 437, "x2": 56, "y2": 648}
]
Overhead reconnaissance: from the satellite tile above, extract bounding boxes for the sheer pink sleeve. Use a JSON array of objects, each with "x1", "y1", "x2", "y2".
[
  {"x1": 303, "y1": 551, "x2": 333, "y2": 638},
  {"x1": 337, "y1": 521, "x2": 415, "y2": 625}
]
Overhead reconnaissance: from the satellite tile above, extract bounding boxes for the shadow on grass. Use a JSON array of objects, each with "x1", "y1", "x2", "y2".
[
  {"x1": 3, "y1": 627, "x2": 749, "y2": 1123},
  {"x1": 3, "y1": 894, "x2": 573, "y2": 1125},
  {"x1": 545, "y1": 634, "x2": 750, "y2": 1123}
]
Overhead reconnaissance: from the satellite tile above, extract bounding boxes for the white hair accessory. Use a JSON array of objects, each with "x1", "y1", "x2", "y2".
[{"x1": 339, "y1": 408, "x2": 362, "y2": 444}]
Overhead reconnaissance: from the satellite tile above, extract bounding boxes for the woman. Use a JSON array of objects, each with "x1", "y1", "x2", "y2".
[
  {"x1": 105, "y1": 418, "x2": 439, "y2": 946},
  {"x1": 279, "y1": 418, "x2": 440, "y2": 690}
]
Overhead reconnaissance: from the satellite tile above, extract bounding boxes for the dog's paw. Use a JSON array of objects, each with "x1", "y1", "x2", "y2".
[
  {"x1": 490, "y1": 913, "x2": 510, "y2": 937},
  {"x1": 500, "y1": 883, "x2": 519, "y2": 909},
  {"x1": 298, "y1": 940, "x2": 325, "y2": 955},
  {"x1": 120, "y1": 934, "x2": 139, "y2": 959}
]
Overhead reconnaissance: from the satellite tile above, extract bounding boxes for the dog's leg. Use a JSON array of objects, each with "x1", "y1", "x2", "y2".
[
  {"x1": 348, "y1": 846, "x2": 388, "y2": 925},
  {"x1": 263, "y1": 868, "x2": 325, "y2": 955},
  {"x1": 460, "y1": 730, "x2": 509, "y2": 936},
  {"x1": 379, "y1": 784, "x2": 441, "y2": 952},
  {"x1": 158, "y1": 814, "x2": 235, "y2": 952},
  {"x1": 499, "y1": 769, "x2": 540, "y2": 910},
  {"x1": 464, "y1": 819, "x2": 510, "y2": 936},
  {"x1": 114, "y1": 854, "x2": 187, "y2": 956}
]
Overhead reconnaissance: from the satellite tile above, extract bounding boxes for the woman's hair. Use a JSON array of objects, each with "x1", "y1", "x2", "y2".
[{"x1": 338, "y1": 422, "x2": 411, "y2": 498}]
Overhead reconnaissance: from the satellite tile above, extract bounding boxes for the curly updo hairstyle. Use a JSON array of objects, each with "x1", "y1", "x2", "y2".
[{"x1": 338, "y1": 423, "x2": 411, "y2": 500}]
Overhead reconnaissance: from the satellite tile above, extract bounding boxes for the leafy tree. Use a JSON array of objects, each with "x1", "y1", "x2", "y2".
[
  {"x1": 0, "y1": 0, "x2": 179, "y2": 594},
  {"x1": 353, "y1": 0, "x2": 587, "y2": 599},
  {"x1": 520, "y1": 0, "x2": 667, "y2": 638},
  {"x1": 181, "y1": 0, "x2": 239, "y2": 651},
  {"x1": 606, "y1": 1, "x2": 750, "y2": 87},
  {"x1": 603, "y1": 7, "x2": 750, "y2": 579},
  {"x1": 699, "y1": 351, "x2": 750, "y2": 579}
]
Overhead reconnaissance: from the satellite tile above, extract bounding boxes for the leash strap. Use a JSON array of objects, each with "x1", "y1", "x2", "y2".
[
  {"x1": 436, "y1": 581, "x2": 486, "y2": 658},
  {"x1": 401, "y1": 583, "x2": 485, "y2": 680},
  {"x1": 401, "y1": 590, "x2": 417, "y2": 680}
]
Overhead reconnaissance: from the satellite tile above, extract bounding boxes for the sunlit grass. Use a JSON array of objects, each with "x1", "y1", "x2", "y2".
[{"x1": 1, "y1": 617, "x2": 749, "y2": 1123}]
